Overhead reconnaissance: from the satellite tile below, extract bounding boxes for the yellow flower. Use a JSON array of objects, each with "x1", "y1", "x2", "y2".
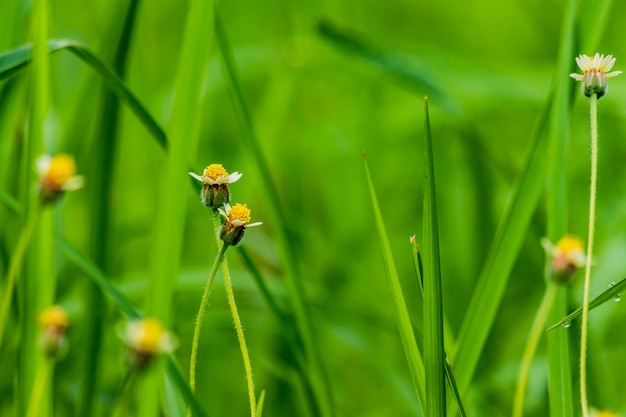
[
  {"x1": 542, "y1": 235, "x2": 586, "y2": 284},
  {"x1": 218, "y1": 203, "x2": 262, "y2": 246},
  {"x1": 570, "y1": 53, "x2": 621, "y2": 98},
  {"x1": 124, "y1": 318, "x2": 175, "y2": 369},
  {"x1": 189, "y1": 164, "x2": 242, "y2": 209},
  {"x1": 37, "y1": 154, "x2": 84, "y2": 203},
  {"x1": 38, "y1": 305, "x2": 69, "y2": 358}
]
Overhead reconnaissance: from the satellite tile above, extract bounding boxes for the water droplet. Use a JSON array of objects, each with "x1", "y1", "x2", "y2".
[
  {"x1": 609, "y1": 281, "x2": 617, "y2": 288},
  {"x1": 562, "y1": 321, "x2": 571, "y2": 328},
  {"x1": 614, "y1": 293, "x2": 621, "y2": 302}
]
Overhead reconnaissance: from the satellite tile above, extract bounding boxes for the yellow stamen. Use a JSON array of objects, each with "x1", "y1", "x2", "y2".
[
  {"x1": 46, "y1": 155, "x2": 76, "y2": 187},
  {"x1": 39, "y1": 305, "x2": 69, "y2": 330},
  {"x1": 556, "y1": 235, "x2": 584, "y2": 255},
  {"x1": 131, "y1": 318, "x2": 167, "y2": 353},
  {"x1": 203, "y1": 164, "x2": 229, "y2": 181},
  {"x1": 229, "y1": 203, "x2": 251, "y2": 223}
]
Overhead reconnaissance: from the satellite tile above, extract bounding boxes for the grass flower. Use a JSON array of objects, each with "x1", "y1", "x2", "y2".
[
  {"x1": 218, "y1": 203, "x2": 262, "y2": 246},
  {"x1": 570, "y1": 53, "x2": 621, "y2": 98},
  {"x1": 542, "y1": 235, "x2": 586, "y2": 284},
  {"x1": 37, "y1": 154, "x2": 84, "y2": 204},
  {"x1": 189, "y1": 163, "x2": 242, "y2": 209},
  {"x1": 124, "y1": 318, "x2": 174, "y2": 369},
  {"x1": 38, "y1": 305, "x2": 69, "y2": 358}
]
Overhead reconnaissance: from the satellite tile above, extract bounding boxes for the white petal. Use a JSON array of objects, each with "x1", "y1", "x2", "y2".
[
  {"x1": 227, "y1": 171, "x2": 243, "y2": 183},
  {"x1": 569, "y1": 73, "x2": 584, "y2": 81},
  {"x1": 36, "y1": 155, "x2": 52, "y2": 177},
  {"x1": 189, "y1": 172, "x2": 207, "y2": 182},
  {"x1": 231, "y1": 219, "x2": 246, "y2": 226},
  {"x1": 245, "y1": 222, "x2": 263, "y2": 228},
  {"x1": 62, "y1": 176, "x2": 85, "y2": 191}
]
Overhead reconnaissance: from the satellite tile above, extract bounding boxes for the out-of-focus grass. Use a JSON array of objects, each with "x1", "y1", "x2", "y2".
[{"x1": 1, "y1": 0, "x2": 626, "y2": 416}]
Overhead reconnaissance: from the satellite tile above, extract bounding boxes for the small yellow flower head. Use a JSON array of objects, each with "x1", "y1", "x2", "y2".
[
  {"x1": 218, "y1": 203, "x2": 262, "y2": 246},
  {"x1": 37, "y1": 154, "x2": 84, "y2": 204},
  {"x1": 542, "y1": 235, "x2": 586, "y2": 284},
  {"x1": 38, "y1": 305, "x2": 69, "y2": 358},
  {"x1": 570, "y1": 53, "x2": 621, "y2": 98},
  {"x1": 189, "y1": 164, "x2": 242, "y2": 209},
  {"x1": 124, "y1": 318, "x2": 175, "y2": 369}
]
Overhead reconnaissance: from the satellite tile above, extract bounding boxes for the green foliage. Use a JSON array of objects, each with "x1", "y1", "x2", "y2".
[{"x1": 1, "y1": 0, "x2": 626, "y2": 416}]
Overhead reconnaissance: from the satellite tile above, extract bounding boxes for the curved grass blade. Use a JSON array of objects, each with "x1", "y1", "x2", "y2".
[
  {"x1": 363, "y1": 152, "x2": 426, "y2": 411},
  {"x1": 0, "y1": 40, "x2": 167, "y2": 150},
  {"x1": 547, "y1": 277, "x2": 626, "y2": 331},
  {"x1": 422, "y1": 97, "x2": 446, "y2": 416},
  {"x1": 56, "y1": 236, "x2": 210, "y2": 417}
]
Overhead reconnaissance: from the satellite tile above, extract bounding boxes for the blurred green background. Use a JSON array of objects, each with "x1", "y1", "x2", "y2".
[{"x1": 1, "y1": 0, "x2": 626, "y2": 416}]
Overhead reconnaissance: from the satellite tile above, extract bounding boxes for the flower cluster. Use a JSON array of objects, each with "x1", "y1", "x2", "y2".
[
  {"x1": 190, "y1": 164, "x2": 262, "y2": 246},
  {"x1": 570, "y1": 53, "x2": 621, "y2": 99}
]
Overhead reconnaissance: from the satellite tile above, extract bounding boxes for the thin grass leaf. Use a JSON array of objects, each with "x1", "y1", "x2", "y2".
[
  {"x1": 547, "y1": 277, "x2": 626, "y2": 331},
  {"x1": 422, "y1": 97, "x2": 446, "y2": 416},
  {"x1": 363, "y1": 152, "x2": 426, "y2": 411},
  {"x1": 215, "y1": 10, "x2": 333, "y2": 417},
  {"x1": 0, "y1": 190, "x2": 20, "y2": 214},
  {"x1": 0, "y1": 40, "x2": 167, "y2": 150},
  {"x1": 545, "y1": 0, "x2": 578, "y2": 415},
  {"x1": 410, "y1": 238, "x2": 464, "y2": 415}
]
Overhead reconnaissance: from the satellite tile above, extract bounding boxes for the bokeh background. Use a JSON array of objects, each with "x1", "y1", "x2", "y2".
[{"x1": 1, "y1": 0, "x2": 626, "y2": 416}]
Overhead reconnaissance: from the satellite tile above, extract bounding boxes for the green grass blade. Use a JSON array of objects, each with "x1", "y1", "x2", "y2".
[
  {"x1": 545, "y1": 0, "x2": 578, "y2": 415},
  {"x1": 363, "y1": 153, "x2": 426, "y2": 411},
  {"x1": 0, "y1": 40, "x2": 168, "y2": 150},
  {"x1": 317, "y1": 21, "x2": 460, "y2": 114},
  {"x1": 215, "y1": 10, "x2": 334, "y2": 417},
  {"x1": 450, "y1": 94, "x2": 553, "y2": 405},
  {"x1": 79, "y1": 2, "x2": 142, "y2": 415},
  {"x1": 422, "y1": 97, "x2": 446, "y2": 416},
  {"x1": 56, "y1": 236, "x2": 140, "y2": 319},
  {"x1": 546, "y1": 277, "x2": 626, "y2": 331}
]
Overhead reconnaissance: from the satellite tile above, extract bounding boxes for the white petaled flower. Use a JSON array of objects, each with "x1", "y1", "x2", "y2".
[
  {"x1": 188, "y1": 164, "x2": 242, "y2": 185},
  {"x1": 541, "y1": 235, "x2": 586, "y2": 284},
  {"x1": 188, "y1": 164, "x2": 242, "y2": 209},
  {"x1": 219, "y1": 203, "x2": 262, "y2": 246},
  {"x1": 124, "y1": 318, "x2": 175, "y2": 369},
  {"x1": 570, "y1": 53, "x2": 621, "y2": 98},
  {"x1": 36, "y1": 154, "x2": 84, "y2": 203}
]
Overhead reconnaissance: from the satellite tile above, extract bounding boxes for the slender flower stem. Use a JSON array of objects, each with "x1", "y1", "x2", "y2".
[
  {"x1": 580, "y1": 92, "x2": 598, "y2": 417},
  {"x1": 187, "y1": 244, "x2": 228, "y2": 416},
  {"x1": 0, "y1": 204, "x2": 43, "y2": 347},
  {"x1": 222, "y1": 252, "x2": 257, "y2": 417},
  {"x1": 512, "y1": 283, "x2": 558, "y2": 417}
]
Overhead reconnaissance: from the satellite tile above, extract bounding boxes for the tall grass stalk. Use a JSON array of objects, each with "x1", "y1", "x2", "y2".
[
  {"x1": 579, "y1": 92, "x2": 598, "y2": 417},
  {"x1": 140, "y1": 0, "x2": 214, "y2": 413},
  {"x1": 20, "y1": 0, "x2": 54, "y2": 415}
]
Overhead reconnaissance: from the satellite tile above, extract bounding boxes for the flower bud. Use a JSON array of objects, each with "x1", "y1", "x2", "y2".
[
  {"x1": 542, "y1": 235, "x2": 586, "y2": 284},
  {"x1": 38, "y1": 305, "x2": 69, "y2": 359},
  {"x1": 123, "y1": 318, "x2": 174, "y2": 370},
  {"x1": 36, "y1": 154, "x2": 84, "y2": 204},
  {"x1": 218, "y1": 203, "x2": 262, "y2": 246}
]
